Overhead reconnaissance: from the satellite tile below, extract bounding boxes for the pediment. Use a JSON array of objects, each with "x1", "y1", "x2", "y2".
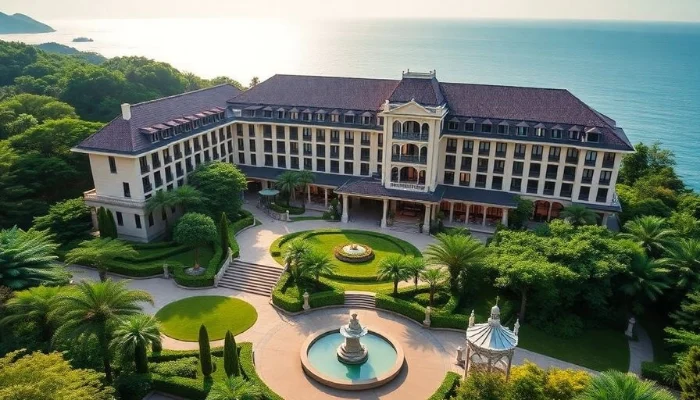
[{"x1": 385, "y1": 100, "x2": 434, "y2": 117}]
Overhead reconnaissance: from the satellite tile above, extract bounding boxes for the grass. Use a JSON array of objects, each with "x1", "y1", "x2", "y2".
[
  {"x1": 517, "y1": 324, "x2": 630, "y2": 372},
  {"x1": 155, "y1": 296, "x2": 258, "y2": 341},
  {"x1": 290, "y1": 216, "x2": 325, "y2": 222},
  {"x1": 271, "y1": 230, "x2": 419, "y2": 279}
]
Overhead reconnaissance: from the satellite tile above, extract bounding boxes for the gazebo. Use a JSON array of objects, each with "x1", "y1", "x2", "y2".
[
  {"x1": 257, "y1": 189, "x2": 279, "y2": 209},
  {"x1": 464, "y1": 299, "x2": 520, "y2": 380}
]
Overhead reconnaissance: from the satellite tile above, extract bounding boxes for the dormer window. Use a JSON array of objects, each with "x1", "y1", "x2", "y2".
[
  {"x1": 317, "y1": 113, "x2": 325, "y2": 122},
  {"x1": 290, "y1": 112, "x2": 299, "y2": 120},
  {"x1": 277, "y1": 110, "x2": 285, "y2": 119},
  {"x1": 331, "y1": 114, "x2": 339, "y2": 123},
  {"x1": 344, "y1": 114, "x2": 355, "y2": 124},
  {"x1": 302, "y1": 112, "x2": 311, "y2": 121},
  {"x1": 587, "y1": 132, "x2": 600, "y2": 142},
  {"x1": 184, "y1": 123, "x2": 192, "y2": 132},
  {"x1": 465, "y1": 122, "x2": 475, "y2": 132},
  {"x1": 151, "y1": 133, "x2": 159, "y2": 143},
  {"x1": 497, "y1": 124, "x2": 508, "y2": 134},
  {"x1": 568, "y1": 129, "x2": 580, "y2": 140},
  {"x1": 551, "y1": 128, "x2": 562, "y2": 139},
  {"x1": 263, "y1": 110, "x2": 272, "y2": 118},
  {"x1": 535, "y1": 127, "x2": 546, "y2": 137},
  {"x1": 480, "y1": 123, "x2": 492, "y2": 133},
  {"x1": 362, "y1": 115, "x2": 371, "y2": 125},
  {"x1": 516, "y1": 126, "x2": 529, "y2": 136},
  {"x1": 447, "y1": 121, "x2": 458, "y2": 131}
]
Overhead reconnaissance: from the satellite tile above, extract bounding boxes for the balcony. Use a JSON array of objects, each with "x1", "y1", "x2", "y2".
[
  {"x1": 392, "y1": 131, "x2": 429, "y2": 142},
  {"x1": 345, "y1": 137, "x2": 354, "y2": 145},
  {"x1": 361, "y1": 139, "x2": 371, "y2": 146},
  {"x1": 460, "y1": 163, "x2": 471, "y2": 171},
  {"x1": 389, "y1": 181, "x2": 426, "y2": 191},
  {"x1": 391, "y1": 154, "x2": 427, "y2": 164},
  {"x1": 290, "y1": 148, "x2": 299, "y2": 155},
  {"x1": 330, "y1": 153, "x2": 339, "y2": 159},
  {"x1": 566, "y1": 156, "x2": 579, "y2": 164},
  {"x1": 83, "y1": 189, "x2": 146, "y2": 208},
  {"x1": 603, "y1": 160, "x2": 614, "y2": 169}
]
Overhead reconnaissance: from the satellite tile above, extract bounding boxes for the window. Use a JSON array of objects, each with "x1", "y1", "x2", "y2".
[
  {"x1": 264, "y1": 154, "x2": 273, "y2": 166},
  {"x1": 361, "y1": 132, "x2": 371, "y2": 145},
  {"x1": 535, "y1": 127, "x2": 546, "y2": 137},
  {"x1": 543, "y1": 181, "x2": 555, "y2": 195},
  {"x1": 123, "y1": 182, "x2": 131, "y2": 198},
  {"x1": 465, "y1": 122, "x2": 475, "y2": 132},
  {"x1": 446, "y1": 139, "x2": 458, "y2": 153},
  {"x1": 317, "y1": 112, "x2": 325, "y2": 122},
  {"x1": 316, "y1": 159, "x2": 325, "y2": 172},
  {"x1": 250, "y1": 154, "x2": 256, "y2": 165},
  {"x1": 303, "y1": 143, "x2": 312, "y2": 155},
  {"x1": 512, "y1": 161, "x2": 524, "y2": 176},
  {"x1": 516, "y1": 126, "x2": 529, "y2": 136},
  {"x1": 495, "y1": 142, "x2": 507, "y2": 157},
  {"x1": 290, "y1": 111, "x2": 299, "y2": 120},
  {"x1": 548, "y1": 146, "x2": 561, "y2": 162},
  {"x1": 344, "y1": 146, "x2": 353, "y2": 159},
  {"x1": 330, "y1": 130, "x2": 340, "y2": 143},
  {"x1": 152, "y1": 152, "x2": 161, "y2": 168},
  {"x1": 444, "y1": 171, "x2": 455, "y2": 184},
  {"x1": 135, "y1": 215, "x2": 142, "y2": 229},
  {"x1": 460, "y1": 156, "x2": 472, "y2": 170},
  {"x1": 303, "y1": 158, "x2": 312, "y2": 170},
  {"x1": 497, "y1": 124, "x2": 507, "y2": 134},
  {"x1": 139, "y1": 156, "x2": 149, "y2": 173},
  {"x1": 560, "y1": 183, "x2": 573, "y2": 198},
  {"x1": 563, "y1": 166, "x2": 576, "y2": 181},
  {"x1": 238, "y1": 152, "x2": 245, "y2": 164},
  {"x1": 316, "y1": 129, "x2": 326, "y2": 141},
  {"x1": 360, "y1": 148, "x2": 370, "y2": 161},
  {"x1": 277, "y1": 155, "x2": 286, "y2": 168},
  {"x1": 493, "y1": 160, "x2": 505, "y2": 174},
  {"x1": 291, "y1": 157, "x2": 299, "y2": 169},
  {"x1": 566, "y1": 148, "x2": 579, "y2": 163},
  {"x1": 597, "y1": 188, "x2": 609, "y2": 202},
  {"x1": 475, "y1": 174, "x2": 487, "y2": 188},
  {"x1": 459, "y1": 172, "x2": 470, "y2": 186},
  {"x1": 360, "y1": 163, "x2": 369, "y2": 175},
  {"x1": 551, "y1": 129, "x2": 562, "y2": 139},
  {"x1": 578, "y1": 186, "x2": 591, "y2": 201},
  {"x1": 445, "y1": 155, "x2": 456, "y2": 169},
  {"x1": 477, "y1": 158, "x2": 489, "y2": 173},
  {"x1": 510, "y1": 178, "x2": 522, "y2": 192},
  {"x1": 526, "y1": 179, "x2": 539, "y2": 194},
  {"x1": 116, "y1": 212, "x2": 123, "y2": 226},
  {"x1": 330, "y1": 160, "x2": 339, "y2": 173},
  {"x1": 585, "y1": 150, "x2": 598, "y2": 166},
  {"x1": 569, "y1": 130, "x2": 580, "y2": 140},
  {"x1": 546, "y1": 164, "x2": 558, "y2": 179},
  {"x1": 529, "y1": 163, "x2": 541, "y2": 178},
  {"x1": 148, "y1": 213, "x2": 154, "y2": 227},
  {"x1": 108, "y1": 156, "x2": 117, "y2": 173},
  {"x1": 344, "y1": 131, "x2": 354, "y2": 143},
  {"x1": 492, "y1": 176, "x2": 503, "y2": 190},
  {"x1": 514, "y1": 144, "x2": 527, "y2": 159},
  {"x1": 448, "y1": 121, "x2": 459, "y2": 130},
  {"x1": 330, "y1": 145, "x2": 339, "y2": 158},
  {"x1": 480, "y1": 123, "x2": 492, "y2": 133},
  {"x1": 603, "y1": 152, "x2": 616, "y2": 168},
  {"x1": 344, "y1": 114, "x2": 355, "y2": 124},
  {"x1": 345, "y1": 161, "x2": 353, "y2": 174},
  {"x1": 462, "y1": 140, "x2": 474, "y2": 154},
  {"x1": 277, "y1": 110, "x2": 285, "y2": 119},
  {"x1": 531, "y1": 145, "x2": 543, "y2": 160},
  {"x1": 582, "y1": 168, "x2": 594, "y2": 183},
  {"x1": 378, "y1": 133, "x2": 383, "y2": 147},
  {"x1": 154, "y1": 171, "x2": 163, "y2": 187},
  {"x1": 302, "y1": 112, "x2": 311, "y2": 121},
  {"x1": 303, "y1": 128, "x2": 312, "y2": 141},
  {"x1": 331, "y1": 113, "x2": 339, "y2": 123},
  {"x1": 599, "y1": 170, "x2": 612, "y2": 185},
  {"x1": 362, "y1": 116, "x2": 371, "y2": 125},
  {"x1": 478, "y1": 141, "x2": 490, "y2": 155}
]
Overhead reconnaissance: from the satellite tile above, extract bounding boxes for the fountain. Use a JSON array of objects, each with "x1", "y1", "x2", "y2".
[
  {"x1": 300, "y1": 313, "x2": 405, "y2": 390},
  {"x1": 337, "y1": 313, "x2": 369, "y2": 364}
]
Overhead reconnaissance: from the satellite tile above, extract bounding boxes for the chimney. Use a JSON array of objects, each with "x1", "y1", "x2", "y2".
[{"x1": 121, "y1": 103, "x2": 131, "y2": 120}]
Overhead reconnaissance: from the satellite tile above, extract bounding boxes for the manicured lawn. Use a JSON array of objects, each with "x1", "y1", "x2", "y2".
[
  {"x1": 155, "y1": 296, "x2": 257, "y2": 341},
  {"x1": 290, "y1": 216, "x2": 326, "y2": 222},
  {"x1": 517, "y1": 324, "x2": 630, "y2": 371},
  {"x1": 272, "y1": 230, "x2": 420, "y2": 280}
]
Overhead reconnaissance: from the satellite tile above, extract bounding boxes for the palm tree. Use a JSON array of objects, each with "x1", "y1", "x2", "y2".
[
  {"x1": 560, "y1": 205, "x2": 598, "y2": 227},
  {"x1": 206, "y1": 376, "x2": 263, "y2": 400},
  {"x1": 52, "y1": 280, "x2": 153, "y2": 383},
  {"x1": 0, "y1": 285, "x2": 62, "y2": 343},
  {"x1": 110, "y1": 314, "x2": 161, "y2": 373},
  {"x1": 406, "y1": 257, "x2": 426, "y2": 291},
  {"x1": 665, "y1": 239, "x2": 700, "y2": 291},
  {"x1": 65, "y1": 238, "x2": 138, "y2": 282},
  {"x1": 275, "y1": 171, "x2": 300, "y2": 206},
  {"x1": 0, "y1": 227, "x2": 63, "y2": 290},
  {"x1": 283, "y1": 239, "x2": 311, "y2": 282},
  {"x1": 620, "y1": 252, "x2": 670, "y2": 310},
  {"x1": 576, "y1": 370, "x2": 674, "y2": 400},
  {"x1": 301, "y1": 251, "x2": 335, "y2": 283},
  {"x1": 424, "y1": 233, "x2": 487, "y2": 294},
  {"x1": 420, "y1": 267, "x2": 448, "y2": 307},
  {"x1": 170, "y1": 185, "x2": 205, "y2": 213},
  {"x1": 378, "y1": 255, "x2": 412, "y2": 295},
  {"x1": 297, "y1": 170, "x2": 315, "y2": 206},
  {"x1": 620, "y1": 216, "x2": 676, "y2": 257},
  {"x1": 146, "y1": 189, "x2": 177, "y2": 239}
]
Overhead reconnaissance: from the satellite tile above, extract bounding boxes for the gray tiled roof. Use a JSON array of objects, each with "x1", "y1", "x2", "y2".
[
  {"x1": 228, "y1": 74, "x2": 399, "y2": 111},
  {"x1": 389, "y1": 77, "x2": 445, "y2": 106},
  {"x1": 76, "y1": 84, "x2": 241, "y2": 154},
  {"x1": 335, "y1": 179, "x2": 445, "y2": 202},
  {"x1": 439, "y1": 185, "x2": 519, "y2": 208},
  {"x1": 236, "y1": 165, "x2": 353, "y2": 187}
]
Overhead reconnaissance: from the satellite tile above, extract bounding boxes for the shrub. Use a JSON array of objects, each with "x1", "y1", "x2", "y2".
[
  {"x1": 239, "y1": 343, "x2": 284, "y2": 400},
  {"x1": 309, "y1": 290, "x2": 344, "y2": 308},
  {"x1": 333, "y1": 243, "x2": 375, "y2": 263},
  {"x1": 148, "y1": 348, "x2": 224, "y2": 362},
  {"x1": 224, "y1": 330, "x2": 239, "y2": 377},
  {"x1": 431, "y1": 313, "x2": 469, "y2": 329},
  {"x1": 428, "y1": 372, "x2": 461, "y2": 400},
  {"x1": 679, "y1": 346, "x2": 700, "y2": 398},
  {"x1": 414, "y1": 291, "x2": 449, "y2": 307},
  {"x1": 455, "y1": 370, "x2": 508, "y2": 400},
  {"x1": 198, "y1": 325, "x2": 212, "y2": 377},
  {"x1": 543, "y1": 368, "x2": 591, "y2": 400},
  {"x1": 150, "y1": 373, "x2": 208, "y2": 400},
  {"x1": 375, "y1": 293, "x2": 425, "y2": 323},
  {"x1": 114, "y1": 373, "x2": 152, "y2": 400},
  {"x1": 149, "y1": 357, "x2": 198, "y2": 379}
]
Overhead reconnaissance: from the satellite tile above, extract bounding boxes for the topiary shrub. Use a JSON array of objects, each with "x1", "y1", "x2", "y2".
[
  {"x1": 149, "y1": 357, "x2": 198, "y2": 379},
  {"x1": 198, "y1": 324, "x2": 212, "y2": 377}
]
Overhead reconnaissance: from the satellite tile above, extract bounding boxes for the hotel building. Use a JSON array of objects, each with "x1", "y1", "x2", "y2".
[{"x1": 73, "y1": 71, "x2": 633, "y2": 241}]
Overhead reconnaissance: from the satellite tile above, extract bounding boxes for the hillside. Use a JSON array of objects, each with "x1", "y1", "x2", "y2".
[
  {"x1": 35, "y1": 42, "x2": 106, "y2": 64},
  {"x1": 0, "y1": 12, "x2": 55, "y2": 34}
]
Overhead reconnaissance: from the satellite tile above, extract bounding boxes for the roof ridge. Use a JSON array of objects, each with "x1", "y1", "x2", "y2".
[
  {"x1": 272, "y1": 73, "x2": 399, "y2": 83},
  {"x1": 131, "y1": 84, "x2": 237, "y2": 108},
  {"x1": 440, "y1": 81, "x2": 569, "y2": 92},
  {"x1": 561, "y1": 89, "x2": 617, "y2": 129}
]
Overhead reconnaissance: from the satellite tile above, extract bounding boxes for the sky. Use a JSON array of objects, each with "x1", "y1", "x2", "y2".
[{"x1": 1, "y1": 0, "x2": 700, "y2": 22}]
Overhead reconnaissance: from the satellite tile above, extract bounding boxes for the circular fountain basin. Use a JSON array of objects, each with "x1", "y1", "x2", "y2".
[{"x1": 300, "y1": 329, "x2": 405, "y2": 391}]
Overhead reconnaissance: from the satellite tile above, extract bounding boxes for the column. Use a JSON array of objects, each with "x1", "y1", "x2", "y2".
[
  {"x1": 341, "y1": 195, "x2": 349, "y2": 223},
  {"x1": 423, "y1": 203, "x2": 431, "y2": 234},
  {"x1": 465, "y1": 203, "x2": 471, "y2": 225},
  {"x1": 547, "y1": 202, "x2": 553, "y2": 221},
  {"x1": 601, "y1": 213, "x2": 609, "y2": 227},
  {"x1": 307, "y1": 185, "x2": 311, "y2": 204},
  {"x1": 482, "y1": 207, "x2": 487, "y2": 226},
  {"x1": 381, "y1": 198, "x2": 388, "y2": 228},
  {"x1": 324, "y1": 187, "x2": 328, "y2": 209},
  {"x1": 449, "y1": 202, "x2": 455, "y2": 223},
  {"x1": 501, "y1": 208, "x2": 509, "y2": 226}
]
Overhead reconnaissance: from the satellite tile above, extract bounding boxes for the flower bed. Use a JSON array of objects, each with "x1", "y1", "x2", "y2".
[{"x1": 333, "y1": 243, "x2": 375, "y2": 263}]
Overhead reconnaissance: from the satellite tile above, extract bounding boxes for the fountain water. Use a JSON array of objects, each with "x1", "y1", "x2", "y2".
[{"x1": 337, "y1": 313, "x2": 368, "y2": 364}]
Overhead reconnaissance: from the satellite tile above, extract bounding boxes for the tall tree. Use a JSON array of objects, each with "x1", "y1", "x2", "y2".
[
  {"x1": 424, "y1": 232, "x2": 487, "y2": 294},
  {"x1": 52, "y1": 280, "x2": 153, "y2": 383},
  {"x1": 0, "y1": 350, "x2": 115, "y2": 400},
  {"x1": 406, "y1": 256, "x2": 426, "y2": 291},
  {"x1": 679, "y1": 346, "x2": 700, "y2": 400},
  {"x1": 576, "y1": 370, "x2": 674, "y2": 400},
  {"x1": 219, "y1": 212, "x2": 231, "y2": 255},
  {"x1": 620, "y1": 216, "x2": 676, "y2": 257},
  {"x1": 173, "y1": 213, "x2": 217, "y2": 271},
  {"x1": 671, "y1": 291, "x2": 700, "y2": 331},
  {"x1": 378, "y1": 255, "x2": 412, "y2": 295},
  {"x1": 283, "y1": 239, "x2": 311, "y2": 283},
  {"x1": 110, "y1": 314, "x2": 161, "y2": 374},
  {"x1": 206, "y1": 376, "x2": 262, "y2": 400},
  {"x1": 64, "y1": 238, "x2": 137, "y2": 282},
  {"x1": 665, "y1": 239, "x2": 700, "y2": 292},
  {"x1": 275, "y1": 171, "x2": 300, "y2": 205},
  {"x1": 559, "y1": 205, "x2": 598, "y2": 227},
  {"x1": 297, "y1": 170, "x2": 315, "y2": 207},
  {"x1": 170, "y1": 184, "x2": 205, "y2": 213},
  {"x1": 223, "y1": 330, "x2": 239, "y2": 378},
  {"x1": 188, "y1": 163, "x2": 247, "y2": 219},
  {"x1": 0, "y1": 285, "x2": 63, "y2": 343},
  {"x1": 32, "y1": 197, "x2": 92, "y2": 244},
  {"x1": 0, "y1": 227, "x2": 64, "y2": 290},
  {"x1": 199, "y1": 324, "x2": 213, "y2": 378}
]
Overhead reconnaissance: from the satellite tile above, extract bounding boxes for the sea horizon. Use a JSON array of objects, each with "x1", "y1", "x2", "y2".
[{"x1": 3, "y1": 17, "x2": 699, "y2": 189}]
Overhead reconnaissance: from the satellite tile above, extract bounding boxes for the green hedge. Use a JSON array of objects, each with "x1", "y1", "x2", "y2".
[
  {"x1": 150, "y1": 373, "x2": 209, "y2": 400},
  {"x1": 172, "y1": 244, "x2": 221, "y2": 287},
  {"x1": 149, "y1": 347, "x2": 224, "y2": 362},
  {"x1": 269, "y1": 203, "x2": 305, "y2": 215},
  {"x1": 431, "y1": 313, "x2": 469, "y2": 329},
  {"x1": 309, "y1": 290, "x2": 345, "y2": 308},
  {"x1": 149, "y1": 357, "x2": 198, "y2": 379},
  {"x1": 239, "y1": 343, "x2": 284, "y2": 400},
  {"x1": 427, "y1": 372, "x2": 461, "y2": 400},
  {"x1": 375, "y1": 293, "x2": 425, "y2": 323},
  {"x1": 271, "y1": 273, "x2": 303, "y2": 312}
]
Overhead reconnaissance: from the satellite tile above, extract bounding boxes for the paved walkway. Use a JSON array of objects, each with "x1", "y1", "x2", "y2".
[{"x1": 628, "y1": 324, "x2": 654, "y2": 375}]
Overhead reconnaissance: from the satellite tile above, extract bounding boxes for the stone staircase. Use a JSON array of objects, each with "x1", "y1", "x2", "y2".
[
  {"x1": 218, "y1": 260, "x2": 283, "y2": 296},
  {"x1": 344, "y1": 291, "x2": 376, "y2": 309}
]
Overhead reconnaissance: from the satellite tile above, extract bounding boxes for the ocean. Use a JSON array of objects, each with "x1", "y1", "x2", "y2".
[{"x1": 3, "y1": 18, "x2": 700, "y2": 189}]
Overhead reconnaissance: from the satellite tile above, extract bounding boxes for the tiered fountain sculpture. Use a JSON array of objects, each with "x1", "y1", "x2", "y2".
[{"x1": 337, "y1": 313, "x2": 368, "y2": 364}]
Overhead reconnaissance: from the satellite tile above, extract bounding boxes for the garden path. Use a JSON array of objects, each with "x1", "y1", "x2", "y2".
[{"x1": 628, "y1": 324, "x2": 654, "y2": 375}]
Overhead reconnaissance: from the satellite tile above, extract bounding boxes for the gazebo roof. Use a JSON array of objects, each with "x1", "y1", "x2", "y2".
[
  {"x1": 259, "y1": 189, "x2": 279, "y2": 196},
  {"x1": 466, "y1": 304, "x2": 518, "y2": 353}
]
